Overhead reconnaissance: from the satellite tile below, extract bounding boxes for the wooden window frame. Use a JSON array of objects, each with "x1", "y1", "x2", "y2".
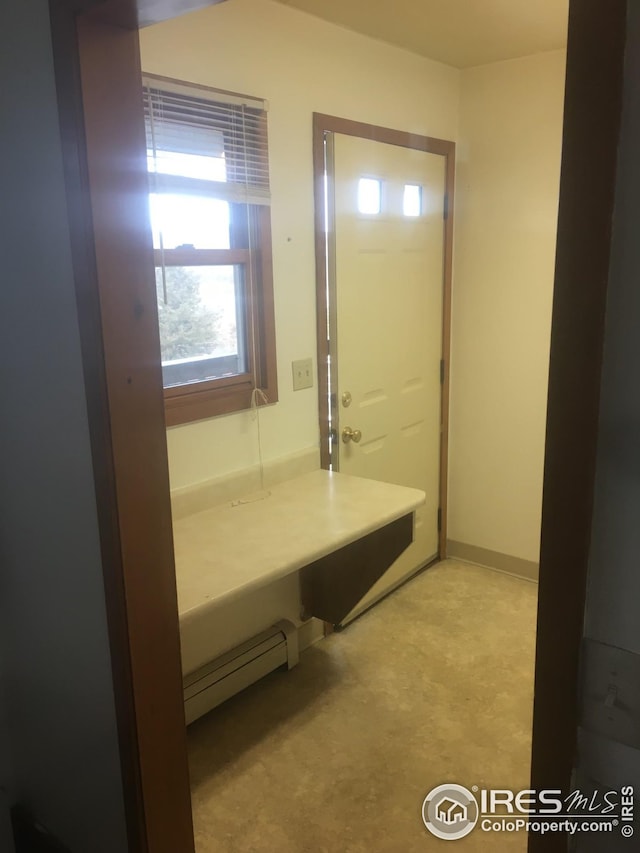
[{"x1": 146, "y1": 79, "x2": 278, "y2": 427}]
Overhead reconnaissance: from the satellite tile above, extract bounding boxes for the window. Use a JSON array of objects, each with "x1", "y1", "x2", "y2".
[
  {"x1": 403, "y1": 184, "x2": 422, "y2": 217},
  {"x1": 357, "y1": 177, "x2": 382, "y2": 214},
  {"x1": 143, "y1": 75, "x2": 277, "y2": 425}
]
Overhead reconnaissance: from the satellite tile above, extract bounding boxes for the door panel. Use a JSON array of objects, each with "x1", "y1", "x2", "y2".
[{"x1": 333, "y1": 133, "x2": 446, "y2": 619}]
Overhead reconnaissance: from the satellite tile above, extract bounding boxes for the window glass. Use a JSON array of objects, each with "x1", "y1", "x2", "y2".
[
  {"x1": 149, "y1": 194, "x2": 231, "y2": 250},
  {"x1": 403, "y1": 184, "x2": 422, "y2": 217},
  {"x1": 155, "y1": 265, "x2": 247, "y2": 387},
  {"x1": 358, "y1": 178, "x2": 382, "y2": 214}
]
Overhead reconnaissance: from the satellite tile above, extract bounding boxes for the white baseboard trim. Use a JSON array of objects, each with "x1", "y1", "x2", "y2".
[{"x1": 447, "y1": 540, "x2": 539, "y2": 582}]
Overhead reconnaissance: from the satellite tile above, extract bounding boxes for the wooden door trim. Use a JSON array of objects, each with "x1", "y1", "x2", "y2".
[
  {"x1": 50, "y1": 3, "x2": 196, "y2": 850},
  {"x1": 312, "y1": 113, "x2": 455, "y2": 558},
  {"x1": 528, "y1": 2, "x2": 627, "y2": 850}
]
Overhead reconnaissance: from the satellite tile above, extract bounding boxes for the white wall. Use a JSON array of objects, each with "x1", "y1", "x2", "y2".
[
  {"x1": 448, "y1": 50, "x2": 566, "y2": 565},
  {"x1": 0, "y1": 2, "x2": 128, "y2": 849},
  {"x1": 140, "y1": 0, "x2": 460, "y2": 492}
]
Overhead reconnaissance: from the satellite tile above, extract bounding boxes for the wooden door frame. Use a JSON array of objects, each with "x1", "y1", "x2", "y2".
[
  {"x1": 528, "y1": 2, "x2": 627, "y2": 850},
  {"x1": 312, "y1": 114, "x2": 455, "y2": 558},
  {"x1": 46, "y1": 0, "x2": 627, "y2": 850},
  {"x1": 48, "y1": 0, "x2": 225, "y2": 849}
]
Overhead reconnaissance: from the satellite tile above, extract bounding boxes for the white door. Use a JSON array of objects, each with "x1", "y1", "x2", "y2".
[{"x1": 332, "y1": 133, "x2": 446, "y2": 620}]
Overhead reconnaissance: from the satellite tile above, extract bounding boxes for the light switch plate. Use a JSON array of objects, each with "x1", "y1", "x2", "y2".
[{"x1": 292, "y1": 358, "x2": 313, "y2": 391}]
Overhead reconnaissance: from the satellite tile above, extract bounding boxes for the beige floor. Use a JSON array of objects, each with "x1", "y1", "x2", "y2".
[{"x1": 187, "y1": 559, "x2": 538, "y2": 852}]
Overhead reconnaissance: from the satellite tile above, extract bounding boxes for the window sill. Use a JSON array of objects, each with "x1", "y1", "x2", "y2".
[{"x1": 164, "y1": 380, "x2": 278, "y2": 426}]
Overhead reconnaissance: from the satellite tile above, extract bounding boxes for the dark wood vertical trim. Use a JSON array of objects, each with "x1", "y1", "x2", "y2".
[
  {"x1": 70, "y1": 11, "x2": 194, "y2": 853},
  {"x1": 312, "y1": 113, "x2": 454, "y2": 553},
  {"x1": 313, "y1": 115, "x2": 332, "y2": 470},
  {"x1": 529, "y1": 2, "x2": 627, "y2": 850},
  {"x1": 48, "y1": 3, "x2": 146, "y2": 848},
  {"x1": 255, "y1": 205, "x2": 279, "y2": 405},
  {"x1": 438, "y1": 147, "x2": 455, "y2": 558}
]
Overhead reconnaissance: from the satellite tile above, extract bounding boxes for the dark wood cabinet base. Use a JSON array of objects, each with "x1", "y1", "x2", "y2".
[{"x1": 300, "y1": 513, "x2": 414, "y2": 626}]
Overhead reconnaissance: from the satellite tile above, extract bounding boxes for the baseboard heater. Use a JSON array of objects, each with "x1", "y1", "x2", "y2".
[{"x1": 183, "y1": 620, "x2": 299, "y2": 725}]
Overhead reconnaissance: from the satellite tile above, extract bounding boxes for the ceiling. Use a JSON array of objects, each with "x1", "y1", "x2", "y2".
[{"x1": 274, "y1": 0, "x2": 569, "y2": 69}]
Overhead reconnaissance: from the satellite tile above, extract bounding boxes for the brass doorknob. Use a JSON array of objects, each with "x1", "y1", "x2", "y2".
[{"x1": 342, "y1": 426, "x2": 362, "y2": 444}]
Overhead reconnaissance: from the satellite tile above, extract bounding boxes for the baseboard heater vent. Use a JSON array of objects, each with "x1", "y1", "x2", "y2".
[{"x1": 183, "y1": 620, "x2": 299, "y2": 725}]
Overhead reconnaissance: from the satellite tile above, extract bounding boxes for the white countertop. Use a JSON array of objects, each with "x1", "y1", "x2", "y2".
[{"x1": 173, "y1": 469, "x2": 425, "y2": 626}]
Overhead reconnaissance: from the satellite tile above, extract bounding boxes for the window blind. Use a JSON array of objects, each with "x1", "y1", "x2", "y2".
[{"x1": 143, "y1": 75, "x2": 271, "y2": 206}]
